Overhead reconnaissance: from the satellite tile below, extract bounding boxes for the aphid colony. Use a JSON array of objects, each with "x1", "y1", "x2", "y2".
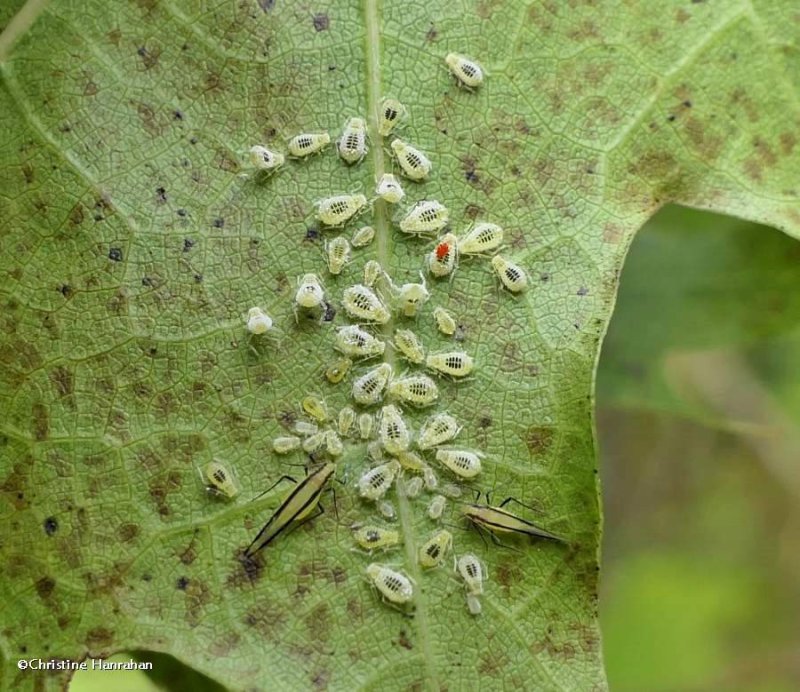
[{"x1": 234, "y1": 50, "x2": 566, "y2": 619}]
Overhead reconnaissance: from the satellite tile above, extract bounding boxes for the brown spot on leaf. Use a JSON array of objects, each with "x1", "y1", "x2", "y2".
[
  {"x1": 135, "y1": 101, "x2": 164, "y2": 136},
  {"x1": 675, "y1": 8, "x2": 690, "y2": 23},
  {"x1": 228, "y1": 551, "x2": 264, "y2": 587},
  {"x1": 495, "y1": 561, "x2": 523, "y2": 590},
  {"x1": 305, "y1": 603, "x2": 331, "y2": 645},
  {"x1": 243, "y1": 602, "x2": 287, "y2": 640},
  {"x1": 136, "y1": 45, "x2": 160, "y2": 70},
  {"x1": 148, "y1": 470, "x2": 182, "y2": 516},
  {"x1": 35, "y1": 576, "x2": 56, "y2": 600},
  {"x1": 118, "y1": 523, "x2": 140, "y2": 542},
  {"x1": 183, "y1": 578, "x2": 212, "y2": 627},
  {"x1": 50, "y1": 365, "x2": 74, "y2": 399},
  {"x1": 85, "y1": 627, "x2": 114, "y2": 650},
  {"x1": 215, "y1": 147, "x2": 240, "y2": 173},
  {"x1": 395, "y1": 630, "x2": 413, "y2": 650},
  {"x1": 179, "y1": 533, "x2": 198, "y2": 565},
  {"x1": 209, "y1": 632, "x2": 240, "y2": 656},
  {"x1": 312, "y1": 13, "x2": 329, "y2": 31},
  {"x1": 524, "y1": 426, "x2": 554, "y2": 455},
  {"x1": 31, "y1": 403, "x2": 49, "y2": 440},
  {"x1": 780, "y1": 132, "x2": 796, "y2": 156}
]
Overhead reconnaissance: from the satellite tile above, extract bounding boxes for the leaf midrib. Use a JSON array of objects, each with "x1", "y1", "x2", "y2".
[{"x1": 363, "y1": 0, "x2": 438, "y2": 687}]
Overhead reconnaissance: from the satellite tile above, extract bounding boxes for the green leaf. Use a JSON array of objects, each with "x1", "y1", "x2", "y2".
[{"x1": 1, "y1": 1, "x2": 798, "y2": 690}]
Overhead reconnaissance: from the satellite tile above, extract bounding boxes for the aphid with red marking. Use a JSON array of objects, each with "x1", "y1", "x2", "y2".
[{"x1": 427, "y1": 232, "x2": 458, "y2": 278}]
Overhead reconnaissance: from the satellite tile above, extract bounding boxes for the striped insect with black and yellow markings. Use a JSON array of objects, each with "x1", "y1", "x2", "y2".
[
  {"x1": 244, "y1": 462, "x2": 337, "y2": 558},
  {"x1": 462, "y1": 493, "x2": 564, "y2": 545}
]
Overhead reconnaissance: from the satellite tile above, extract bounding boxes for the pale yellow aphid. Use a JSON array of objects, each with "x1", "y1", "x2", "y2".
[
  {"x1": 295, "y1": 273, "x2": 325, "y2": 310},
  {"x1": 342, "y1": 284, "x2": 391, "y2": 323},
  {"x1": 458, "y1": 222, "x2": 503, "y2": 255},
  {"x1": 427, "y1": 494, "x2": 447, "y2": 520},
  {"x1": 338, "y1": 117, "x2": 368, "y2": 164},
  {"x1": 352, "y1": 525, "x2": 400, "y2": 552},
  {"x1": 445, "y1": 53, "x2": 484, "y2": 89},
  {"x1": 363, "y1": 260, "x2": 385, "y2": 288},
  {"x1": 338, "y1": 406, "x2": 356, "y2": 437},
  {"x1": 399, "y1": 200, "x2": 449, "y2": 235},
  {"x1": 334, "y1": 325, "x2": 386, "y2": 359},
  {"x1": 272, "y1": 436, "x2": 302, "y2": 454},
  {"x1": 426, "y1": 351, "x2": 474, "y2": 378},
  {"x1": 396, "y1": 450, "x2": 426, "y2": 472},
  {"x1": 441, "y1": 482, "x2": 463, "y2": 498},
  {"x1": 427, "y1": 233, "x2": 458, "y2": 278},
  {"x1": 378, "y1": 404, "x2": 411, "y2": 455},
  {"x1": 325, "y1": 236, "x2": 351, "y2": 275},
  {"x1": 367, "y1": 440, "x2": 384, "y2": 461},
  {"x1": 378, "y1": 98, "x2": 407, "y2": 137},
  {"x1": 456, "y1": 553, "x2": 485, "y2": 595},
  {"x1": 391, "y1": 139, "x2": 432, "y2": 180},
  {"x1": 351, "y1": 225, "x2": 376, "y2": 248},
  {"x1": 433, "y1": 306, "x2": 457, "y2": 336},
  {"x1": 246, "y1": 307, "x2": 273, "y2": 334},
  {"x1": 418, "y1": 529, "x2": 453, "y2": 568},
  {"x1": 435, "y1": 449, "x2": 482, "y2": 478},
  {"x1": 325, "y1": 357, "x2": 352, "y2": 383},
  {"x1": 418, "y1": 412, "x2": 461, "y2": 450},
  {"x1": 387, "y1": 374, "x2": 439, "y2": 407},
  {"x1": 288, "y1": 132, "x2": 331, "y2": 158},
  {"x1": 302, "y1": 431, "x2": 327, "y2": 453},
  {"x1": 316, "y1": 194, "x2": 368, "y2": 227},
  {"x1": 395, "y1": 274, "x2": 429, "y2": 317},
  {"x1": 204, "y1": 460, "x2": 239, "y2": 499},
  {"x1": 378, "y1": 500, "x2": 396, "y2": 520},
  {"x1": 358, "y1": 412, "x2": 374, "y2": 439},
  {"x1": 376, "y1": 174, "x2": 405, "y2": 203},
  {"x1": 358, "y1": 460, "x2": 401, "y2": 500},
  {"x1": 302, "y1": 395, "x2": 329, "y2": 422},
  {"x1": 403, "y1": 476, "x2": 423, "y2": 498},
  {"x1": 491, "y1": 255, "x2": 528, "y2": 293},
  {"x1": 325, "y1": 430, "x2": 344, "y2": 457},
  {"x1": 423, "y1": 465, "x2": 439, "y2": 491},
  {"x1": 393, "y1": 329, "x2": 426, "y2": 364},
  {"x1": 352, "y1": 363, "x2": 393, "y2": 405},
  {"x1": 293, "y1": 420, "x2": 319, "y2": 436},
  {"x1": 249, "y1": 145, "x2": 284, "y2": 171},
  {"x1": 366, "y1": 563, "x2": 414, "y2": 604},
  {"x1": 466, "y1": 592, "x2": 482, "y2": 616}
]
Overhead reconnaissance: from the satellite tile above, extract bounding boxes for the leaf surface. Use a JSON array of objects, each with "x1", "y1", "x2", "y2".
[{"x1": 1, "y1": 1, "x2": 799, "y2": 690}]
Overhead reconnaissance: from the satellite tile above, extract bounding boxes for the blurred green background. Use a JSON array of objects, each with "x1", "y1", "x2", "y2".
[
  {"x1": 599, "y1": 206, "x2": 800, "y2": 692},
  {"x1": 72, "y1": 206, "x2": 800, "y2": 690}
]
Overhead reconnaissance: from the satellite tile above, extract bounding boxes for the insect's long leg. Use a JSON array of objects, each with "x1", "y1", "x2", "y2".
[
  {"x1": 251, "y1": 475, "x2": 297, "y2": 502},
  {"x1": 499, "y1": 496, "x2": 543, "y2": 514}
]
